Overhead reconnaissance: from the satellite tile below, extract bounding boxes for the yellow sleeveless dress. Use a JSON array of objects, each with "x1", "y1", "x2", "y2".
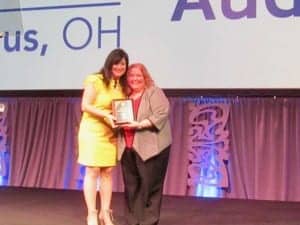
[{"x1": 77, "y1": 74, "x2": 125, "y2": 167}]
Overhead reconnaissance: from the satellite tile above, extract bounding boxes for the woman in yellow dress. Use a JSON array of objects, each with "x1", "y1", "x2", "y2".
[{"x1": 78, "y1": 48, "x2": 129, "y2": 225}]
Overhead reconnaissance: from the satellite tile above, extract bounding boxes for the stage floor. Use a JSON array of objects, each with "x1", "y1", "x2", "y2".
[{"x1": 0, "y1": 187, "x2": 300, "y2": 225}]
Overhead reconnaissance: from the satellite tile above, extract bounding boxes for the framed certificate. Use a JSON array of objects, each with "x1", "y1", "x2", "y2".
[{"x1": 112, "y1": 99, "x2": 134, "y2": 125}]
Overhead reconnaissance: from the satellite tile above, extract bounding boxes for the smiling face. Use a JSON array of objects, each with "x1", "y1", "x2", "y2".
[
  {"x1": 127, "y1": 67, "x2": 146, "y2": 93},
  {"x1": 111, "y1": 57, "x2": 127, "y2": 79}
]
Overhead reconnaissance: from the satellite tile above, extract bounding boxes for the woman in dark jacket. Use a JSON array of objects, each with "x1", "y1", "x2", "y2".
[{"x1": 118, "y1": 63, "x2": 172, "y2": 225}]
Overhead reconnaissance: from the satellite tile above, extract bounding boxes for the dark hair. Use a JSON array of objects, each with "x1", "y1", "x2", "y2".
[{"x1": 99, "y1": 48, "x2": 129, "y2": 89}]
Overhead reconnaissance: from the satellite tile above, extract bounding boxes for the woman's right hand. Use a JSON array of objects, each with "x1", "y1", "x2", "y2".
[{"x1": 105, "y1": 114, "x2": 118, "y2": 129}]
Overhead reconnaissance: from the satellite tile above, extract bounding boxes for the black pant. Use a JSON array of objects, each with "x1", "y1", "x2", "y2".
[{"x1": 121, "y1": 146, "x2": 170, "y2": 225}]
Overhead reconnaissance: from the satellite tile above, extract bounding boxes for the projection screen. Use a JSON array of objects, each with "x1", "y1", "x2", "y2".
[{"x1": 0, "y1": 0, "x2": 300, "y2": 90}]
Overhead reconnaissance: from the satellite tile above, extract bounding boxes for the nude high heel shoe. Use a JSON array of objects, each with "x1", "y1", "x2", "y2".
[
  {"x1": 87, "y1": 209, "x2": 99, "y2": 225},
  {"x1": 98, "y1": 211, "x2": 104, "y2": 225},
  {"x1": 99, "y1": 209, "x2": 114, "y2": 225}
]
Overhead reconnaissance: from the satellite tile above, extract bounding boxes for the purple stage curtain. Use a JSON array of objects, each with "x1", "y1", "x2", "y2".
[
  {"x1": 2, "y1": 96, "x2": 300, "y2": 201},
  {"x1": 6, "y1": 97, "x2": 82, "y2": 188},
  {"x1": 226, "y1": 97, "x2": 300, "y2": 201}
]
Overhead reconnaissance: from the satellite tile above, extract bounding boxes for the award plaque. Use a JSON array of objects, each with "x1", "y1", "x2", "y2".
[{"x1": 112, "y1": 99, "x2": 134, "y2": 125}]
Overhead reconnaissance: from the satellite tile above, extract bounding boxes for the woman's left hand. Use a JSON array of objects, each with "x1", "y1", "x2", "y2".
[
  {"x1": 120, "y1": 121, "x2": 140, "y2": 129},
  {"x1": 121, "y1": 119, "x2": 151, "y2": 130}
]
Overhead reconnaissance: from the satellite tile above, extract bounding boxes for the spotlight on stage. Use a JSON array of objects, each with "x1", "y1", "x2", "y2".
[{"x1": 0, "y1": 103, "x2": 5, "y2": 113}]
